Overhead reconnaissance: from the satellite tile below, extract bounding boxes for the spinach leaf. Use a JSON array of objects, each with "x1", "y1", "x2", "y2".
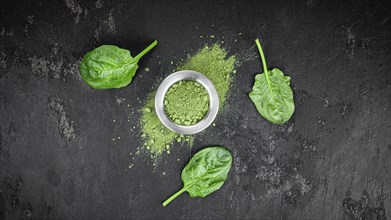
[
  {"x1": 80, "y1": 40, "x2": 157, "y2": 89},
  {"x1": 162, "y1": 146, "x2": 232, "y2": 206},
  {"x1": 249, "y1": 39, "x2": 294, "y2": 124}
]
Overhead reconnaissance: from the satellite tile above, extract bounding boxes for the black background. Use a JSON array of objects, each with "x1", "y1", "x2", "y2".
[{"x1": 1, "y1": 0, "x2": 391, "y2": 219}]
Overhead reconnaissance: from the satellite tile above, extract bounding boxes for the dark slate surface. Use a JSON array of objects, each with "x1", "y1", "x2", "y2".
[{"x1": 1, "y1": 0, "x2": 391, "y2": 219}]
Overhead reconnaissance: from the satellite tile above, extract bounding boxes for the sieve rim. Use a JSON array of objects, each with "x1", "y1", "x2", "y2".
[{"x1": 155, "y1": 70, "x2": 219, "y2": 134}]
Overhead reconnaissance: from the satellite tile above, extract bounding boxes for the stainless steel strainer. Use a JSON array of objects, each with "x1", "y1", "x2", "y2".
[{"x1": 155, "y1": 70, "x2": 219, "y2": 134}]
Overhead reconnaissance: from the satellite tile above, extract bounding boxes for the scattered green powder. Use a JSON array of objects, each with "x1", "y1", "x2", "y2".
[
  {"x1": 179, "y1": 45, "x2": 236, "y2": 108},
  {"x1": 140, "y1": 44, "x2": 236, "y2": 158},
  {"x1": 140, "y1": 92, "x2": 184, "y2": 156},
  {"x1": 164, "y1": 80, "x2": 209, "y2": 126}
]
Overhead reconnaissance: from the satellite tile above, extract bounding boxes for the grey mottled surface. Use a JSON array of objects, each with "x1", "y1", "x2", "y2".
[{"x1": 1, "y1": 0, "x2": 391, "y2": 219}]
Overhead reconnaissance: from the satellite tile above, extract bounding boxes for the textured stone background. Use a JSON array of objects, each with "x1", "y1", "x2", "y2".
[{"x1": 1, "y1": 0, "x2": 390, "y2": 219}]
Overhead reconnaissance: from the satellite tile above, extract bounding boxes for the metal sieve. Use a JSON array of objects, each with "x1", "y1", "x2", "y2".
[{"x1": 155, "y1": 70, "x2": 219, "y2": 134}]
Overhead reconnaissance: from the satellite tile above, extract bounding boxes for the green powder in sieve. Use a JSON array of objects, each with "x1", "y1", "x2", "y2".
[
  {"x1": 164, "y1": 80, "x2": 210, "y2": 126},
  {"x1": 140, "y1": 44, "x2": 236, "y2": 159}
]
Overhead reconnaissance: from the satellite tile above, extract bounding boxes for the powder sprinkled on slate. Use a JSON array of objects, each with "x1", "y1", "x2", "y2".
[
  {"x1": 140, "y1": 44, "x2": 236, "y2": 159},
  {"x1": 164, "y1": 81, "x2": 209, "y2": 126},
  {"x1": 140, "y1": 92, "x2": 185, "y2": 156},
  {"x1": 179, "y1": 44, "x2": 236, "y2": 109}
]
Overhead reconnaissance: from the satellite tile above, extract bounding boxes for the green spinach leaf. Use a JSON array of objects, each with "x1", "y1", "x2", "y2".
[
  {"x1": 80, "y1": 40, "x2": 157, "y2": 89},
  {"x1": 249, "y1": 39, "x2": 294, "y2": 124},
  {"x1": 162, "y1": 146, "x2": 232, "y2": 206}
]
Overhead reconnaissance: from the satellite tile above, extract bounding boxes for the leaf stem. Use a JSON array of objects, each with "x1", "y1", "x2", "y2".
[
  {"x1": 255, "y1": 38, "x2": 272, "y2": 91},
  {"x1": 162, "y1": 187, "x2": 186, "y2": 207},
  {"x1": 134, "y1": 40, "x2": 158, "y2": 61},
  {"x1": 255, "y1": 39, "x2": 268, "y2": 73}
]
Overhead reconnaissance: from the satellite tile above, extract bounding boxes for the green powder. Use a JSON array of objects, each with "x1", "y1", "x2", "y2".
[
  {"x1": 140, "y1": 44, "x2": 236, "y2": 158},
  {"x1": 179, "y1": 44, "x2": 236, "y2": 109},
  {"x1": 164, "y1": 81, "x2": 209, "y2": 126},
  {"x1": 140, "y1": 92, "x2": 185, "y2": 156}
]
